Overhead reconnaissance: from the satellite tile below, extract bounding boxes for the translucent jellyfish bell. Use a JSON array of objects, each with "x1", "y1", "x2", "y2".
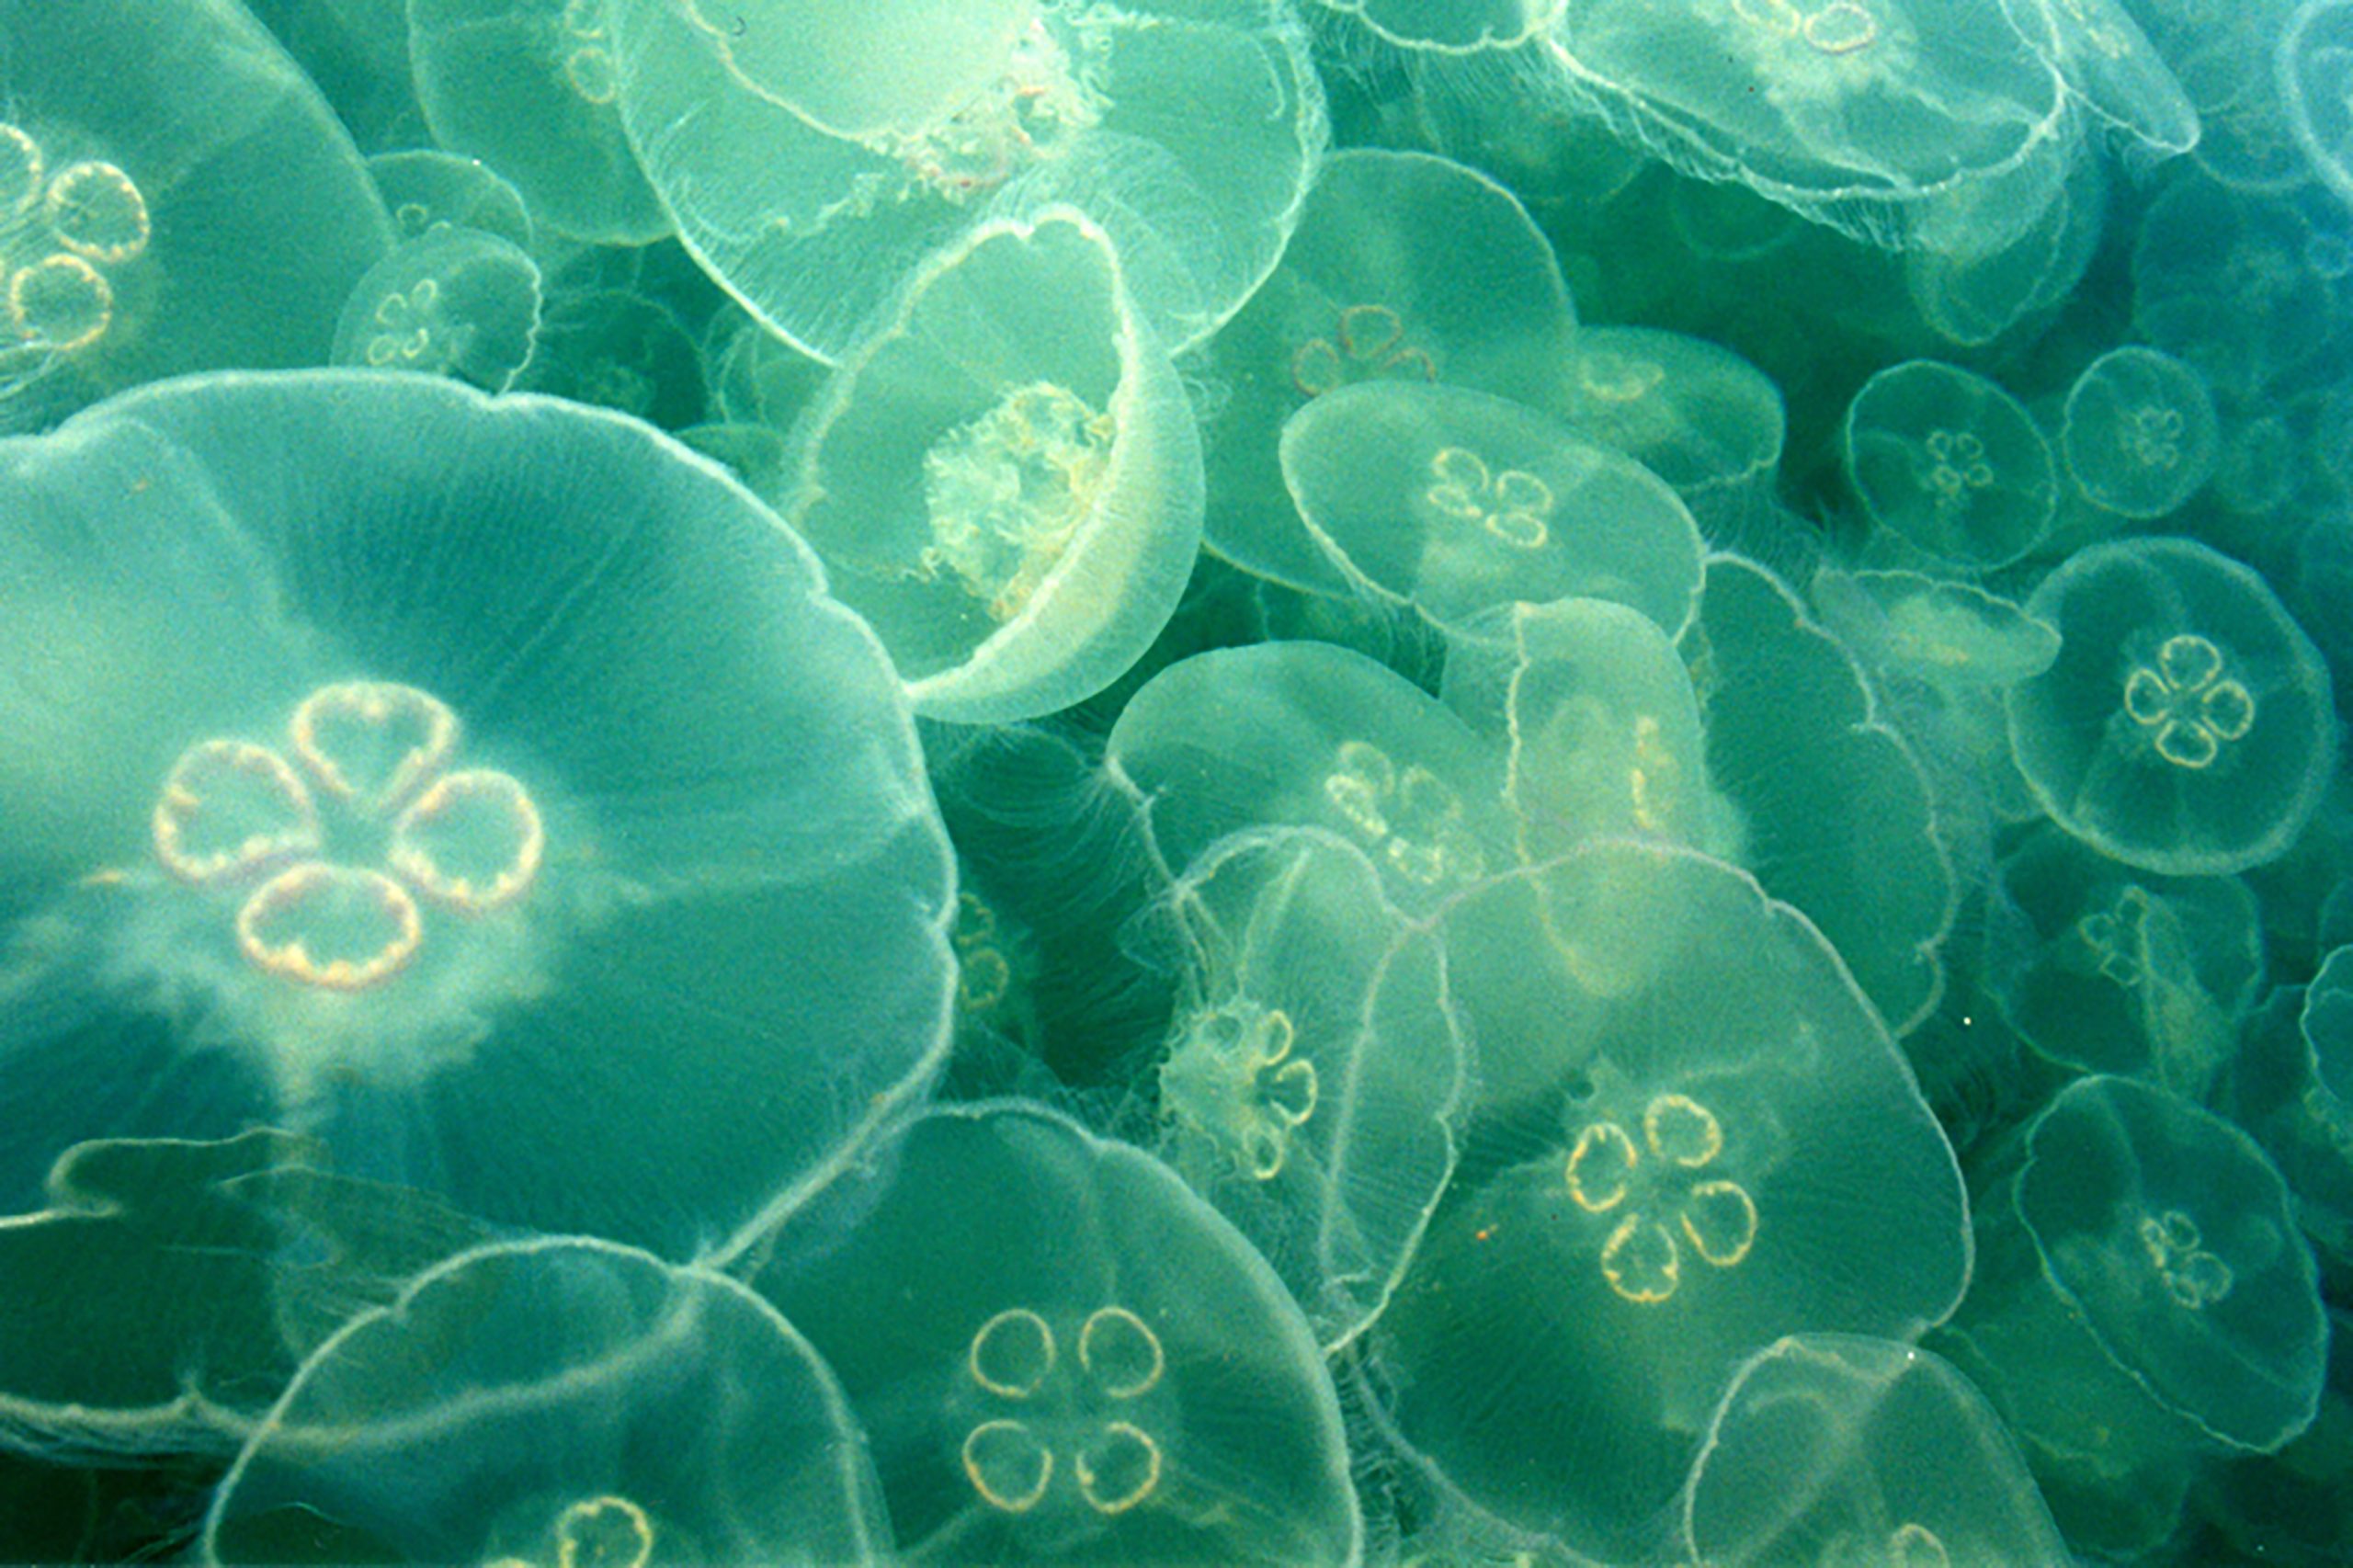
[
  {"x1": 2302, "y1": 945, "x2": 2353, "y2": 1141},
  {"x1": 1995, "y1": 0, "x2": 2199, "y2": 154},
  {"x1": 1679, "y1": 1334, "x2": 2070, "y2": 1566},
  {"x1": 1199, "y1": 149, "x2": 1578, "y2": 596},
  {"x1": 605, "y1": 0, "x2": 1325, "y2": 363},
  {"x1": 330, "y1": 226, "x2": 542, "y2": 392},
  {"x1": 749, "y1": 1102, "x2": 1363, "y2": 1566},
  {"x1": 0, "y1": 370, "x2": 954, "y2": 1259},
  {"x1": 2283, "y1": 0, "x2": 2353, "y2": 208},
  {"x1": 781, "y1": 206, "x2": 1202, "y2": 724},
  {"x1": 1941, "y1": 1076, "x2": 2326, "y2": 1555},
  {"x1": 1841, "y1": 359, "x2": 2058, "y2": 571},
  {"x1": 1549, "y1": 325, "x2": 1786, "y2": 537},
  {"x1": 1150, "y1": 829, "x2": 1465, "y2": 1350},
  {"x1": 2006, "y1": 536, "x2": 2338, "y2": 876},
  {"x1": 1313, "y1": 0, "x2": 1565, "y2": 52},
  {"x1": 203, "y1": 1236, "x2": 888, "y2": 1565},
  {"x1": 1280, "y1": 381, "x2": 1704, "y2": 636},
  {"x1": 1370, "y1": 843, "x2": 1969, "y2": 1563},
  {"x1": 1105, "y1": 642, "x2": 1512, "y2": 915},
  {"x1": 2059, "y1": 346, "x2": 2219, "y2": 521}
]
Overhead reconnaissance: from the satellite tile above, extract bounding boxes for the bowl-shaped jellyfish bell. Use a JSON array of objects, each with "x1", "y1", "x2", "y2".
[
  {"x1": 2282, "y1": 0, "x2": 2353, "y2": 210},
  {"x1": 1841, "y1": 359, "x2": 2058, "y2": 572},
  {"x1": 330, "y1": 226, "x2": 543, "y2": 392},
  {"x1": 1939, "y1": 1075, "x2": 2327, "y2": 1556},
  {"x1": 0, "y1": 0, "x2": 392, "y2": 430},
  {"x1": 779, "y1": 205, "x2": 1203, "y2": 724},
  {"x1": 202, "y1": 1235, "x2": 889, "y2": 1565},
  {"x1": 1679, "y1": 1334, "x2": 2071, "y2": 1567},
  {"x1": 603, "y1": 0, "x2": 1325, "y2": 364},
  {"x1": 367, "y1": 149, "x2": 536, "y2": 249},
  {"x1": 0, "y1": 1130, "x2": 488, "y2": 1455},
  {"x1": 0, "y1": 369, "x2": 955, "y2": 1259},
  {"x1": 748, "y1": 1101, "x2": 1364, "y2": 1566},
  {"x1": 1534, "y1": 0, "x2": 2073, "y2": 250},
  {"x1": 1104, "y1": 642, "x2": 1512, "y2": 917},
  {"x1": 1279, "y1": 381, "x2": 1704, "y2": 638},
  {"x1": 406, "y1": 0, "x2": 671, "y2": 244},
  {"x1": 2059, "y1": 346, "x2": 2219, "y2": 522},
  {"x1": 1199, "y1": 148, "x2": 1578, "y2": 596},
  {"x1": 1548, "y1": 325, "x2": 1786, "y2": 540},
  {"x1": 1679, "y1": 556, "x2": 1956, "y2": 1035},
  {"x1": 1368, "y1": 842, "x2": 1970, "y2": 1563},
  {"x1": 1149, "y1": 828, "x2": 1466, "y2": 1351},
  {"x1": 1988, "y1": 825, "x2": 2265, "y2": 1097},
  {"x1": 2006, "y1": 536, "x2": 2338, "y2": 877},
  {"x1": 2131, "y1": 176, "x2": 2337, "y2": 403},
  {"x1": 2306, "y1": 946, "x2": 2353, "y2": 1135},
  {"x1": 1994, "y1": 0, "x2": 2199, "y2": 154}
]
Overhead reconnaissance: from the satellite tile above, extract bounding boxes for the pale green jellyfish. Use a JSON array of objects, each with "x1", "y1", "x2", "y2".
[
  {"x1": 749, "y1": 1102, "x2": 1363, "y2": 1566},
  {"x1": 2059, "y1": 345, "x2": 2218, "y2": 521},
  {"x1": 1548, "y1": 325, "x2": 1786, "y2": 536},
  {"x1": 1901, "y1": 144, "x2": 2106, "y2": 348},
  {"x1": 0, "y1": 370, "x2": 954, "y2": 1260},
  {"x1": 203, "y1": 1236, "x2": 888, "y2": 1565},
  {"x1": 780, "y1": 206, "x2": 1203, "y2": 723},
  {"x1": 1989, "y1": 826, "x2": 2266, "y2": 1096},
  {"x1": 2302, "y1": 944, "x2": 2353, "y2": 1142},
  {"x1": 1151, "y1": 829, "x2": 1465, "y2": 1350},
  {"x1": 1279, "y1": 382, "x2": 1704, "y2": 635},
  {"x1": 1679, "y1": 1334, "x2": 2070, "y2": 1566},
  {"x1": 406, "y1": 0, "x2": 669, "y2": 244},
  {"x1": 0, "y1": 1131, "x2": 485, "y2": 1454},
  {"x1": 1370, "y1": 843, "x2": 1970, "y2": 1562},
  {"x1": 2006, "y1": 537, "x2": 2338, "y2": 876},
  {"x1": 1841, "y1": 360, "x2": 2057, "y2": 571},
  {"x1": 604, "y1": 0, "x2": 1325, "y2": 362},
  {"x1": 1313, "y1": 0, "x2": 1563, "y2": 51},
  {"x1": 1199, "y1": 148, "x2": 1578, "y2": 595},
  {"x1": 1938, "y1": 1076, "x2": 2327, "y2": 1557},
  {"x1": 2285, "y1": 0, "x2": 2353, "y2": 206},
  {"x1": 1995, "y1": 0, "x2": 2199, "y2": 153},
  {"x1": 2132, "y1": 176, "x2": 2335, "y2": 402},
  {"x1": 331, "y1": 227, "x2": 542, "y2": 392},
  {"x1": 0, "y1": 0, "x2": 392, "y2": 429},
  {"x1": 1680, "y1": 556, "x2": 1956, "y2": 1034},
  {"x1": 1105, "y1": 642, "x2": 1511, "y2": 915},
  {"x1": 1536, "y1": 0, "x2": 2073, "y2": 249},
  {"x1": 368, "y1": 150, "x2": 535, "y2": 248}
]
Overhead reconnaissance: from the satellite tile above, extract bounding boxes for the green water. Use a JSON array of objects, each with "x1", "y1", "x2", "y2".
[{"x1": 2, "y1": 1, "x2": 2349, "y2": 1562}]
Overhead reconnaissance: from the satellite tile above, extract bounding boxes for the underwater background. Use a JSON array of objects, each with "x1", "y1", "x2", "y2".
[{"x1": 2, "y1": 0, "x2": 2351, "y2": 1563}]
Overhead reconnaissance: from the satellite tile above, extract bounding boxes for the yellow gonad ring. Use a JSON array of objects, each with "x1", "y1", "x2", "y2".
[
  {"x1": 288, "y1": 680, "x2": 460, "y2": 810},
  {"x1": 390, "y1": 767, "x2": 548, "y2": 914},
  {"x1": 235, "y1": 863, "x2": 425, "y2": 993},
  {"x1": 151, "y1": 739, "x2": 321, "y2": 884}
]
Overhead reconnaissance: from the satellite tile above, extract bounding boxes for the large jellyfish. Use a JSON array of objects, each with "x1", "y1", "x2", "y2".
[{"x1": 0, "y1": 370, "x2": 955, "y2": 1260}]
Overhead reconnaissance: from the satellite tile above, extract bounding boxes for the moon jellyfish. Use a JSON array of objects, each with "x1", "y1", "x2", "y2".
[
  {"x1": 1537, "y1": 0, "x2": 2072, "y2": 249},
  {"x1": 1842, "y1": 359, "x2": 2057, "y2": 571},
  {"x1": 2131, "y1": 176, "x2": 2336, "y2": 403},
  {"x1": 2283, "y1": 0, "x2": 2353, "y2": 208},
  {"x1": 2059, "y1": 346, "x2": 2218, "y2": 522},
  {"x1": 1313, "y1": 0, "x2": 1563, "y2": 51},
  {"x1": 1680, "y1": 1334, "x2": 2070, "y2": 1566},
  {"x1": 406, "y1": 0, "x2": 669, "y2": 244},
  {"x1": 368, "y1": 150, "x2": 535, "y2": 248},
  {"x1": 517, "y1": 287, "x2": 707, "y2": 430},
  {"x1": 605, "y1": 0, "x2": 1324, "y2": 363},
  {"x1": 1988, "y1": 827, "x2": 2265, "y2": 1096},
  {"x1": 0, "y1": 0, "x2": 392, "y2": 429},
  {"x1": 203, "y1": 1236, "x2": 888, "y2": 1565},
  {"x1": 331, "y1": 227, "x2": 542, "y2": 392},
  {"x1": 1151, "y1": 830, "x2": 1464, "y2": 1350},
  {"x1": 0, "y1": 1131, "x2": 485, "y2": 1454},
  {"x1": 1811, "y1": 569, "x2": 2062, "y2": 695},
  {"x1": 1279, "y1": 381, "x2": 1704, "y2": 636},
  {"x1": 1901, "y1": 144, "x2": 2106, "y2": 349},
  {"x1": 0, "y1": 370, "x2": 954, "y2": 1259},
  {"x1": 2302, "y1": 945, "x2": 2353, "y2": 1142},
  {"x1": 1199, "y1": 148, "x2": 1578, "y2": 595},
  {"x1": 780, "y1": 206, "x2": 1202, "y2": 723},
  {"x1": 2006, "y1": 536, "x2": 2338, "y2": 876},
  {"x1": 1549, "y1": 326, "x2": 1785, "y2": 537},
  {"x1": 1940, "y1": 1076, "x2": 2326, "y2": 1556},
  {"x1": 1370, "y1": 843, "x2": 1969, "y2": 1562},
  {"x1": 749, "y1": 1102, "x2": 1363, "y2": 1566},
  {"x1": 1681, "y1": 556, "x2": 1956, "y2": 1034},
  {"x1": 1106, "y1": 642, "x2": 1511, "y2": 915},
  {"x1": 1995, "y1": 0, "x2": 2199, "y2": 153}
]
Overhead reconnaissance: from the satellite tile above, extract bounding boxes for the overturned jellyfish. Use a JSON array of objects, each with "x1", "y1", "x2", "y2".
[
  {"x1": 749, "y1": 1101, "x2": 1363, "y2": 1566},
  {"x1": 203, "y1": 1236, "x2": 888, "y2": 1565},
  {"x1": 0, "y1": 369, "x2": 955, "y2": 1259}
]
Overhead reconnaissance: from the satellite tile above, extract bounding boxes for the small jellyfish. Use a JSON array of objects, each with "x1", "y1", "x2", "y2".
[
  {"x1": 782, "y1": 206, "x2": 1203, "y2": 723},
  {"x1": 2006, "y1": 537, "x2": 2337, "y2": 875},
  {"x1": 1150, "y1": 829, "x2": 1466, "y2": 1349},
  {"x1": 366, "y1": 149, "x2": 536, "y2": 248},
  {"x1": 1680, "y1": 1335, "x2": 2071, "y2": 1566},
  {"x1": 1842, "y1": 359, "x2": 2058, "y2": 570},
  {"x1": 1279, "y1": 381, "x2": 1704, "y2": 637},
  {"x1": 202, "y1": 1237, "x2": 889, "y2": 1564},
  {"x1": 1548, "y1": 325, "x2": 1786, "y2": 535},
  {"x1": 2060, "y1": 346, "x2": 2219, "y2": 520},
  {"x1": 748, "y1": 1102, "x2": 1363, "y2": 1565},
  {"x1": 2282, "y1": 0, "x2": 2353, "y2": 209},
  {"x1": 330, "y1": 227, "x2": 543, "y2": 392}
]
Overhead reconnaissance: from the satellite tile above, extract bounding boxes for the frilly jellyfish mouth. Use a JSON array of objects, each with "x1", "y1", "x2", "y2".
[{"x1": 148, "y1": 679, "x2": 548, "y2": 994}]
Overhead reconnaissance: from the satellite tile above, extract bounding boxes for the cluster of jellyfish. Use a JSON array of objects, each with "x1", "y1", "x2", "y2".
[{"x1": 4, "y1": 0, "x2": 2353, "y2": 1564}]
